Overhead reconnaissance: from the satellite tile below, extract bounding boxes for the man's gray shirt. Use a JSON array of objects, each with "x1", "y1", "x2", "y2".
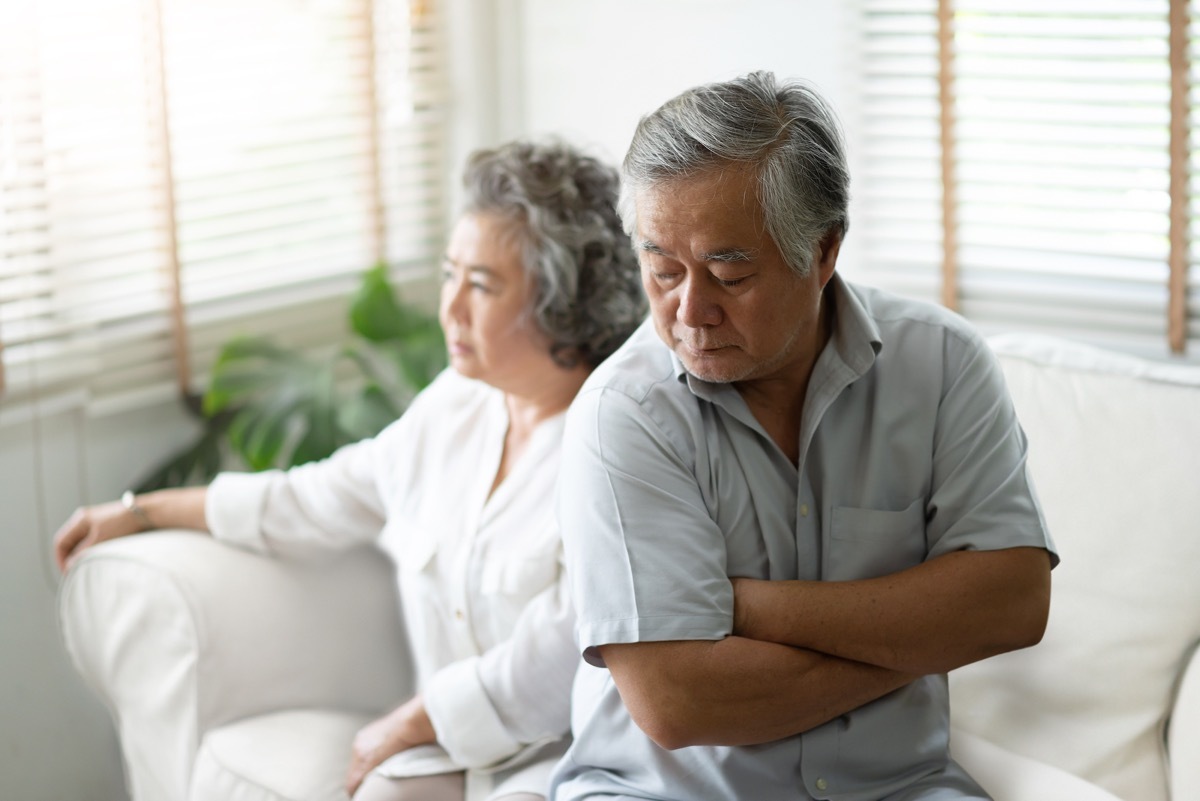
[{"x1": 551, "y1": 275, "x2": 1057, "y2": 801}]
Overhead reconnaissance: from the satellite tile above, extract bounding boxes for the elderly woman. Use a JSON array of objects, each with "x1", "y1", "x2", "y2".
[{"x1": 52, "y1": 139, "x2": 646, "y2": 801}]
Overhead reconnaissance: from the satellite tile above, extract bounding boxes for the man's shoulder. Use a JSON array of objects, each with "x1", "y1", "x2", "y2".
[
  {"x1": 581, "y1": 320, "x2": 682, "y2": 405},
  {"x1": 846, "y1": 279, "x2": 987, "y2": 352},
  {"x1": 569, "y1": 321, "x2": 704, "y2": 458}
]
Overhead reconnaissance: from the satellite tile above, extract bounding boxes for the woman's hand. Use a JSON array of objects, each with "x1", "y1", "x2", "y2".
[
  {"x1": 345, "y1": 695, "x2": 437, "y2": 797},
  {"x1": 53, "y1": 499, "x2": 146, "y2": 574},
  {"x1": 52, "y1": 486, "x2": 210, "y2": 574}
]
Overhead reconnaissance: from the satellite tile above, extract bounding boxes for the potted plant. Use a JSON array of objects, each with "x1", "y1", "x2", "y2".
[{"x1": 135, "y1": 264, "x2": 445, "y2": 491}]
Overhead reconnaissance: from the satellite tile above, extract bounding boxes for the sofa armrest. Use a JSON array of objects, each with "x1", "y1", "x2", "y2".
[
  {"x1": 58, "y1": 530, "x2": 412, "y2": 801},
  {"x1": 1169, "y1": 643, "x2": 1200, "y2": 801}
]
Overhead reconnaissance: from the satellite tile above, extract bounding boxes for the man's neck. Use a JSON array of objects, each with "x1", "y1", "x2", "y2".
[{"x1": 735, "y1": 296, "x2": 834, "y2": 465}]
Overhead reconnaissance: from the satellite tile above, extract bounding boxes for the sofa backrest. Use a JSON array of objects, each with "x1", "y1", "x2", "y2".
[{"x1": 950, "y1": 333, "x2": 1200, "y2": 801}]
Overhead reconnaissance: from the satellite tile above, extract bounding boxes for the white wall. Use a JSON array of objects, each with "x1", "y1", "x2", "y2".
[
  {"x1": 507, "y1": 0, "x2": 852, "y2": 165},
  {"x1": 497, "y1": 0, "x2": 864, "y2": 273},
  {"x1": 0, "y1": 2, "x2": 860, "y2": 797}
]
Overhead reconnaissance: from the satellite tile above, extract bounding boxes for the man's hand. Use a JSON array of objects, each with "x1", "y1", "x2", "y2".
[
  {"x1": 598, "y1": 638, "x2": 914, "y2": 750},
  {"x1": 345, "y1": 695, "x2": 436, "y2": 797}
]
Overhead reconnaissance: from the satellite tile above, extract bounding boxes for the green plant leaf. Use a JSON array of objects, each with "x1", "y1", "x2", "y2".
[
  {"x1": 290, "y1": 404, "x2": 341, "y2": 466},
  {"x1": 204, "y1": 336, "x2": 312, "y2": 415},
  {"x1": 227, "y1": 390, "x2": 305, "y2": 471},
  {"x1": 131, "y1": 409, "x2": 233, "y2": 492},
  {"x1": 206, "y1": 333, "x2": 345, "y2": 470},
  {"x1": 338, "y1": 383, "x2": 401, "y2": 442},
  {"x1": 349, "y1": 263, "x2": 412, "y2": 342},
  {"x1": 376, "y1": 326, "x2": 447, "y2": 394},
  {"x1": 138, "y1": 265, "x2": 448, "y2": 487}
]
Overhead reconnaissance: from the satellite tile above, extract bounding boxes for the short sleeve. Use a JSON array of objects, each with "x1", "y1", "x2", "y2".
[
  {"x1": 558, "y1": 386, "x2": 734, "y2": 667},
  {"x1": 926, "y1": 331, "x2": 1058, "y2": 566}
]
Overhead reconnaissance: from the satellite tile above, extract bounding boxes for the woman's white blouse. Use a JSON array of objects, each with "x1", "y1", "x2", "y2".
[{"x1": 205, "y1": 369, "x2": 576, "y2": 794}]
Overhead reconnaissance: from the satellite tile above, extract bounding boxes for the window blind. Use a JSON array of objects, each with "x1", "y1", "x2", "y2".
[
  {"x1": 1187, "y1": 1, "x2": 1200, "y2": 348},
  {"x1": 0, "y1": 0, "x2": 446, "y2": 411},
  {"x1": 856, "y1": 0, "x2": 1197, "y2": 358},
  {"x1": 855, "y1": 0, "x2": 944, "y2": 306}
]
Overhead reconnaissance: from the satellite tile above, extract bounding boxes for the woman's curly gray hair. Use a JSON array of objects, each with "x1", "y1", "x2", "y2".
[{"x1": 461, "y1": 139, "x2": 646, "y2": 369}]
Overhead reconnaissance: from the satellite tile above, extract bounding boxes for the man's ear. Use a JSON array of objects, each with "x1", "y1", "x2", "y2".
[{"x1": 815, "y1": 229, "x2": 843, "y2": 288}]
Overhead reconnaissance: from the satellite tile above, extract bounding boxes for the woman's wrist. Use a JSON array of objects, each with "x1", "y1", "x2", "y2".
[
  {"x1": 120, "y1": 491, "x2": 155, "y2": 531},
  {"x1": 129, "y1": 486, "x2": 211, "y2": 534},
  {"x1": 394, "y1": 695, "x2": 437, "y2": 747}
]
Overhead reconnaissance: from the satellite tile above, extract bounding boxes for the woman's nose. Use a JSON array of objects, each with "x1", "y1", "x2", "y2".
[{"x1": 440, "y1": 275, "x2": 468, "y2": 323}]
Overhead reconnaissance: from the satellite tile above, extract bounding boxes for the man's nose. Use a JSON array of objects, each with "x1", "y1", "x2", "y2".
[{"x1": 678, "y1": 277, "x2": 721, "y2": 328}]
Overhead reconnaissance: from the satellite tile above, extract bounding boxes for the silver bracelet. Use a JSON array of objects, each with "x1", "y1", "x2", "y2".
[{"x1": 121, "y1": 490, "x2": 153, "y2": 530}]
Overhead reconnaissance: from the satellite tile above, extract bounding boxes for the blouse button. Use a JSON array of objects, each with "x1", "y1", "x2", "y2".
[
  {"x1": 815, "y1": 777, "x2": 828, "y2": 791},
  {"x1": 454, "y1": 609, "x2": 465, "y2": 621}
]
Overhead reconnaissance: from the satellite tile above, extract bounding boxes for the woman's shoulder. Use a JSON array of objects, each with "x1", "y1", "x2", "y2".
[
  {"x1": 363, "y1": 370, "x2": 507, "y2": 506},
  {"x1": 374, "y1": 367, "x2": 501, "y2": 443},
  {"x1": 416, "y1": 367, "x2": 500, "y2": 409}
]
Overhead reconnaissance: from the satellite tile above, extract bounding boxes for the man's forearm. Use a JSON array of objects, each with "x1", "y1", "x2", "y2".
[
  {"x1": 598, "y1": 637, "x2": 915, "y2": 750},
  {"x1": 733, "y1": 547, "x2": 1052, "y2": 675}
]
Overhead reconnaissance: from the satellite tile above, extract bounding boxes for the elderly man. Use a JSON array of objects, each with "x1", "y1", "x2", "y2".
[{"x1": 551, "y1": 71, "x2": 1057, "y2": 801}]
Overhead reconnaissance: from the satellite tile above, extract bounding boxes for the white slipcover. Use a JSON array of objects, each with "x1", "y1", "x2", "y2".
[
  {"x1": 60, "y1": 533, "x2": 411, "y2": 801},
  {"x1": 59, "y1": 333, "x2": 1200, "y2": 800}
]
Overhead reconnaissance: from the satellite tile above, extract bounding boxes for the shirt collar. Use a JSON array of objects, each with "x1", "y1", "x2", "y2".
[{"x1": 826, "y1": 272, "x2": 882, "y2": 379}]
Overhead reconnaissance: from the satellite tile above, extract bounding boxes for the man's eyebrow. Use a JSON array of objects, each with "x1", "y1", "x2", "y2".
[
  {"x1": 637, "y1": 242, "x2": 756, "y2": 263},
  {"x1": 701, "y1": 248, "x2": 755, "y2": 263}
]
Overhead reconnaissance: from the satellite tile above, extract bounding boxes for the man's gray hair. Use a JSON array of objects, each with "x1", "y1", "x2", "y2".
[
  {"x1": 463, "y1": 139, "x2": 646, "y2": 368},
  {"x1": 619, "y1": 70, "x2": 849, "y2": 276}
]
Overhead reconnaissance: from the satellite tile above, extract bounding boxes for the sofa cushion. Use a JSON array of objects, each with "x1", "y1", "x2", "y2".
[
  {"x1": 951, "y1": 728, "x2": 1124, "y2": 801},
  {"x1": 190, "y1": 709, "x2": 369, "y2": 801},
  {"x1": 950, "y1": 334, "x2": 1200, "y2": 801}
]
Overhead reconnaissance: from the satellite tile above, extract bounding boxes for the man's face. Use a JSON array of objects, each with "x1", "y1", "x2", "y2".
[{"x1": 634, "y1": 165, "x2": 837, "y2": 388}]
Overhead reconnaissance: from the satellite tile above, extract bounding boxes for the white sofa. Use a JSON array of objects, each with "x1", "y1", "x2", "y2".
[{"x1": 58, "y1": 333, "x2": 1200, "y2": 801}]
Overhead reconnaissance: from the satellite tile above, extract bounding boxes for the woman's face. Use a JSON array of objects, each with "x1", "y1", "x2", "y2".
[{"x1": 439, "y1": 212, "x2": 553, "y2": 390}]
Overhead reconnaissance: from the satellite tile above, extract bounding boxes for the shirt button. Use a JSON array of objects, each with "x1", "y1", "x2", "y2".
[
  {"x1": 800, "y1": 503, "x2": 810, "y2": 517},
  {"x1": 454, "y1": 609, "x2": 465, "y2": 621},
  {"x1": 815, "y1": 778, "x2": 828, "y2": 791}
]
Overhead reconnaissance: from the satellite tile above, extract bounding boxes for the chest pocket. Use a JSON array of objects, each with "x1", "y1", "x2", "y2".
[
  {"x1": 477, "y1": 539, "x2": 561, "y2": 649},
  {"x1": 826, "y1": 497, "x2": 927, "y2": 580}
]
